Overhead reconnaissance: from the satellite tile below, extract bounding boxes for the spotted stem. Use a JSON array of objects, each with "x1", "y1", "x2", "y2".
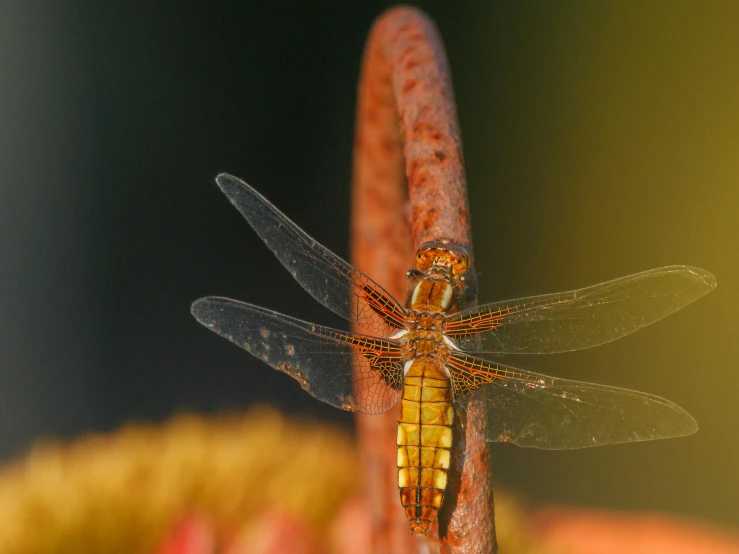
[{"x1": 351, "y1": 7, "x2": 497, "y2": 554}]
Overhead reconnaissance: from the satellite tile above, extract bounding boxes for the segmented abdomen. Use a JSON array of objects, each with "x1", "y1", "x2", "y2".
[{"x1": 396, "y1": 358, "x2": 453, "y2": 535}]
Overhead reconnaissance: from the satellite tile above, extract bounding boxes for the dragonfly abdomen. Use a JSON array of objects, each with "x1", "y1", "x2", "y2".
[{"x1": 396, "y1": 358, "x2": 453, "y2": 536}]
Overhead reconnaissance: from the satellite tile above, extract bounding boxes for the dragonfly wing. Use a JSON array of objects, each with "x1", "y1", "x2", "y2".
[
  {"x1": 447, "y1": 353, "x2": 697, "y2": 449},
  {"x1": 192, "y1": 297, "x2": 403, "y2": 414},
  {"x1": 214, "y1": 174, "x2": 407, "y2": 336},
  {"x1": 446, "y1": 266, "x2": 716, "y2": 354}
]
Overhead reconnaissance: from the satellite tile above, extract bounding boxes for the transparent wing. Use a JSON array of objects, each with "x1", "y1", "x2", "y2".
[
  {"x1": 192, "y1": 297, "x2": 403, "y2": 414},
  {"x1": 446, "y1": 266, "x2": 716, "y2": 354},
  {"x1": 214, "y1": 174, "x2": 407, "y2": 336},
  {"x1": 447, "y1": 353, "x2": 697, "y2": 449}
]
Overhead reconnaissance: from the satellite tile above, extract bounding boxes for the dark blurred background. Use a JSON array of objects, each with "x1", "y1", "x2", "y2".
[{"x1": 1, "y1": 0, "x2": 737, "y2": 532}]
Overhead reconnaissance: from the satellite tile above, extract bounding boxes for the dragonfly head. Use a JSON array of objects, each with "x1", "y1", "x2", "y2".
[
  {"x1": 415, "y1": 239, "x2": 470, "y2": 279},
  {"x1": 411, "y1": 239, "x2": 476, "y2": 311}
]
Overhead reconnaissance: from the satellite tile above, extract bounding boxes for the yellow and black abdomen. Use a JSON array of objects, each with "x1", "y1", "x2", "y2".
[{"x1": 396, "y1": 358, "x2": 453, "y2": 535}]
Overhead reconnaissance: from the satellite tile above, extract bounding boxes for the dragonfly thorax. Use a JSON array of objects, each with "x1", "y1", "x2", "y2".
[
  {"x1": 410, "y1": 278, "x2": 454, "y2": 312},
  {"x1": 396, "y1": 308, "x2": 452, "y2": 362}
]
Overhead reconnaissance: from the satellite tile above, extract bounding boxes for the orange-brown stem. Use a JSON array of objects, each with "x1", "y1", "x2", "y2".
[{"x1": 351, "y1": 6, "x2": 496, "y2": 554}]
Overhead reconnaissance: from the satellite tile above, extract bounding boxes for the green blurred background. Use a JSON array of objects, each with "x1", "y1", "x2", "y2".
[{"x1": 1, "y1": 0, "x2": 736, "y2": 533}]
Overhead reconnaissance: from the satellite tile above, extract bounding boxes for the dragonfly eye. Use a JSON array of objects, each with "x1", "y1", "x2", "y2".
[
  {"x1": 445, "y1": 247, "x2": 470, "y2": 276},
  {"x1": 415, "y1": 251, "x2": 431, "y2": 271}
]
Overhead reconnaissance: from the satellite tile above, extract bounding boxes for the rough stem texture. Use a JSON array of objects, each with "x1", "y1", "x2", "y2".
[{"x1": 351, "y1": 7, "x2": 497, "y2": 554}]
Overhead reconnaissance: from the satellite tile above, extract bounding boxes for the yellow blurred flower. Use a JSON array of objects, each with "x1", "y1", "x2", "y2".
[{"x1": 0, "y1": 407, "x2": 357, "y2": 554}]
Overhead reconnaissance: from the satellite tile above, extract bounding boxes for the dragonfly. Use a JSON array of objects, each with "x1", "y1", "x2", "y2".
[{"x1": 191, "y1": 173, "x2": 716, "y2": 536}]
